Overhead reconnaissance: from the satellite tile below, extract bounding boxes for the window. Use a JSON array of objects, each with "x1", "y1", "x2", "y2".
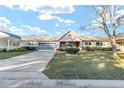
[
  {"x1": 13, "y1": 42, "x2": 19, "y2": 46},
  {"x1": 96, "y1": 42, "x2": 102, "y2": 46},
  {"x1": 85, "y1": 42, "x2": 91, "y2": 45}
]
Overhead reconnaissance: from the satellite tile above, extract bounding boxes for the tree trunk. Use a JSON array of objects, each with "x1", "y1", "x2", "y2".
[{"x1": 111, "y1": 38, "x2": 117, "y2": 56}]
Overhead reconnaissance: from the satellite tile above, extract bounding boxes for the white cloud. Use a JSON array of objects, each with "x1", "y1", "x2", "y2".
[
  {"x1": 23, "y1": 25, "x2": 46, "y2": 33},
  {"x1": 38, "y1": 12, "x2": 57, "y2": 20},
  {"x1": 55, "y1": 23, "x2": 59, "y2": 27},
  {"x1": 63, "y1": 19, "x2": 75, "y2": 25},
  {"x1": 0, "y1": 16, "x2": 25, "y2": 35},
  {"x1": 55, "y1": 29, "x2": 67, "y2": 35},
  {"x1": 0, "y1": 16, "x2": 36, "y2": 35},
  {"x1": 0, "y1": 16, "x2": 47, "y2": 35},
  {"x1": 39, "y1": 12, "x2": 75, "y2": 26},
  {"x1": 0, "y1": 3, "x2": 75, "y2": 26},
  {"x1": 11, "y1": 5, "x2": 75, "y2": 14},
  {"x1": 0, "y1": 17, "x2": 11, "y2": 28},
  {"x1": 9, "y1": 26, "x2": 25, "y2": 35},
  {"x1": 38, "y1": 11, "x2": 75, "y2": 25},
  {"x1": 61, "y1": 29, "x2": 67, "y2": 32},
  {"x1": 55, "y1": 31, "x2": 62, "y2": 35}
]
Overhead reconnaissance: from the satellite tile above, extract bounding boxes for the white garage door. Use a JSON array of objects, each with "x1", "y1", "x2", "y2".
[{"x1": 38, "y1": 43, "x2": 56, "y2": 50}]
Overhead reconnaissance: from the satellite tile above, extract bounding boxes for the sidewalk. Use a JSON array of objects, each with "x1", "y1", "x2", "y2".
[{"x1": 1, "y1": 79, "x2": 124, "y2": 88}]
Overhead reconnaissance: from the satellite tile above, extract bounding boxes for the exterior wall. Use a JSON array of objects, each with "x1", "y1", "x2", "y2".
[
  {"x1": 116, "y1": 40, "x2": 124, "y2": 51},
  {"x1": 82, "y1": 41, "x2": 96, "y2": 47},
  {"x1": 0, "y1": 38, "x2": 20, "y2": 50},
  {"x1": 20, "y1": 41, "x2": 38, "y2": 48},
  {"x1": 82, "y1": 41, "x2": 111, "y2": 48},
  {"x1": 0, "y1": 39, "x2": 8, "y2": 49},
  {"x1": 101, "y1": 42, "x2": 111, "y2": 47}
]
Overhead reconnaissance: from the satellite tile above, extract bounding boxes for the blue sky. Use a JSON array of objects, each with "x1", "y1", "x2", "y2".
[{"x1": 0, "y1": 5, "x2": 124, "y2": 36}]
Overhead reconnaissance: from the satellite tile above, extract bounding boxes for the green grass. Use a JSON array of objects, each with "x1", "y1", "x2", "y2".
[
  {"x1": 43, "y1": 51, "x2": 124, "y2": 79},
  {"x1": 0, "y1": 51, "x2": 31, "y2": 60},
  {"x1": 117, "y1": 53, "x2": 124, "y2": 59}
]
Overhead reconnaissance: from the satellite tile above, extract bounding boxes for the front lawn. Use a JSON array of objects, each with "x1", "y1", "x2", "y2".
[
  {"x1": 0, "y1": 51, "x2": 31, "y2": 60},
  {"x1": 43, "y1": 51, "x2": 124, "y2": 79}
]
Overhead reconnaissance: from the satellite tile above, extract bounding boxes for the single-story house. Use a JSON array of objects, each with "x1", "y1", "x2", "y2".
[
  {"x1": 20, "y1": 31, "x2": 112, "y2": 50},
  {"x1": 0, "y1": 30, "x2": 124, "y2": 51},
  {"x1": 0, "y1": 31, "x2": 21, "y2": 50}
]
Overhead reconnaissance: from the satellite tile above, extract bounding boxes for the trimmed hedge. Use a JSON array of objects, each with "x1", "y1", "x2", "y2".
[
  {"x1": 0, "y1": 47, "x2": 37, "y2": 52},
  {"x1": 0, "y1": 48, "x2": 7, "y2": 52},
  {"x1": 57, "y1": 48, "x2": 64, "y2": 51},
  {"x1": 96, "y1": 47, "x2": 112, "y2": 51},
  {"x1": 84, "y1": 46, "x2": 112, "y2": 51},
  {"x1": 64, "y1": 48, "x2": 80, "y2": 54},
  {"x1": 13, "y1": 47, "x2": 37, "y2": 52},
  {"x1": 84, "y1": 47, "x2": 95, "y2": 51}
]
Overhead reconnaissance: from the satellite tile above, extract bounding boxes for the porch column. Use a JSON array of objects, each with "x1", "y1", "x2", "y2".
[
  {"x1": 7, "y1": 39, "x2": 10, "y2": 50},
  {"x1": 56, "y1": 42, "x2": 60, "y2": 49},
  {"x1": 80, "y1": 41, "x2": 82, "y2": 50}
]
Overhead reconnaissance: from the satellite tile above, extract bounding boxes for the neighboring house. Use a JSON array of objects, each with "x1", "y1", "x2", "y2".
[
  {"x1": 21, "y1": 31, "x2": 111, "y2": 50},
  {"x1": 0, "y1": 31, "x2": 21, "y2": 50},
  {"x1": 116, "y1": 32, "x2": 124, "y2": 51}
]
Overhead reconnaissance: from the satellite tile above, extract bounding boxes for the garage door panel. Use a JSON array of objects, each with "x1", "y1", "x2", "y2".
[{"x1": 38, "y1": 43, "x2": 56, "y2": 50}]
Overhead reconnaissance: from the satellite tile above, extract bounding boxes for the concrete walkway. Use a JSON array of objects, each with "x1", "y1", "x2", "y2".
[{"x1": 0, "y1": 50, "x2": 56, "y2": 87}]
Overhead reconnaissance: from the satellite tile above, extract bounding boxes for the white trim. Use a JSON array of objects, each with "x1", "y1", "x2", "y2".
[{"x1": 7, "y1": 39, "x2": 10, "y2": 50}]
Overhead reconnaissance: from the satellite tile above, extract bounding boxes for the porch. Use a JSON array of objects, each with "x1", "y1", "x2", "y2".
[
  {"x1": 0, "y1": 38, "x2": 20, "y2": 50},
  {"x1": 59, "y1": 41, "x2": 80, "y2": 49}
]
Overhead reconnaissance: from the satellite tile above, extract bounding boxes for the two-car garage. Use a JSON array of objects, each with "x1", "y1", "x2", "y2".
[
  {"x1": 38, "y1": 42, "x2": 57, "y2": 50},
  {"x1": 21, "y1": 35, "x2": 59, "y2": 50}
]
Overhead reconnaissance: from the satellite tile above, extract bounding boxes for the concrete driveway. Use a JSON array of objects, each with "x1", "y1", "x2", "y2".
[{"x1": 0, "y1": 50, "x2": 56, "y2": 87}]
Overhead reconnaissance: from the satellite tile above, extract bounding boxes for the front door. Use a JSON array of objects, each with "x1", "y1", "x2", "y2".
[{"x1": 76, "y1": 42, "x2": 80, "y2": 47}]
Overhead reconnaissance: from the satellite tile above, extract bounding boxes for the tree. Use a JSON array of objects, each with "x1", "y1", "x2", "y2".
[{"x1": 85, "y1": 5, "x2": 124, "y2": 55}]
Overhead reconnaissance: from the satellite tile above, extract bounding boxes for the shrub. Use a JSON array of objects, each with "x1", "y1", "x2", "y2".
[
  {"x1": 11, "y1": 47, "x2": 37, "y2": 52},
  {"x1": 64, "y1": 48, "x2": 80, "y2": 54},
  {"x1": 84, "y1": 46, "x2": 96, "y2": 51},
  {"x1": 57, "y1": 48, "x2": 64, "y2": 51},
  {"x1": 0, "y1": 48, "x2": 7, "y2": 52},
  {"x1": 84, "y1": 46, "x2": 112, "y2": 51},
  {"x1": 14, "y1": 47, "x2": 27, "y2": 52},
  {"x1": 97, "y1": 47, "x2": 112, "y2": 51},
  {"x1": 23, "y1": 47, "x2": 36, "y2": 51}
]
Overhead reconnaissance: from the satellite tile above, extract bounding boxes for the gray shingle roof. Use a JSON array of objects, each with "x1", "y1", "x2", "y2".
[
  {"x1": 0, "y1": 31, "x2": 21, "y2": 39},
  {"x1": 79, "y1": 35, "x2": 110, "y2": 42},
  {"x1": 21, "y1": 35, "x2": 59, "y2": 42},
  {"x1": 21, "y1": 35, "x2": 110, "y2": 42},
  {"x1": 116, "y1": 32, "x2": 124, "y2": 40}
]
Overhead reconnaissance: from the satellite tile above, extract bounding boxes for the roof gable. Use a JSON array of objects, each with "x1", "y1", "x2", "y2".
[{"x1": 59, "y1": 31, "x2": 82, "y2": 41}]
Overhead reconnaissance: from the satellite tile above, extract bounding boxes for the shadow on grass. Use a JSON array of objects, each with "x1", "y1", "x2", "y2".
[{"x1": 43, "y1": 51, "x2": 124, "y2": 80}]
